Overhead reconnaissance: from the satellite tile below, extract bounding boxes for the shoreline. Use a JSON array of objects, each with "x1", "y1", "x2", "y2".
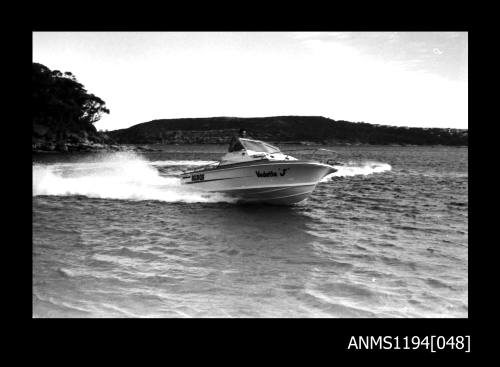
[
  {"x1": 32, "y1": 143, "x2": 162, "y2": 154},
  {"x1": 32, "y1": 142, "x2": 468, "y2": 154}
]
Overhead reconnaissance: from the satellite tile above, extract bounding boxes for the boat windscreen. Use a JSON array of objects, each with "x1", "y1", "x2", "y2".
[{"x1": 239, "y1": 139, "x2": 281, "y2": 153}]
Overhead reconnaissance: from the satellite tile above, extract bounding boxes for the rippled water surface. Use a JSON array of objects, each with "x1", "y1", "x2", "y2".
[{"x1": 33, "y1": 145, "x2": 468, "y2": 317}]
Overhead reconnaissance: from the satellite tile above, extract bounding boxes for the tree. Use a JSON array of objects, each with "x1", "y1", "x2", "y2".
[{"x1": 32, "y1": 62, "x2": 110, "y2": 136}]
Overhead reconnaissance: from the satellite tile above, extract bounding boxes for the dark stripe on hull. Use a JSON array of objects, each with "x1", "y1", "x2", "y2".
[
  {"x1": 183, "y1": 160, "x2": 336, "y2": 175},
  {"x1": 184, "y1": 176, "x2": 247, "y2": 184}
]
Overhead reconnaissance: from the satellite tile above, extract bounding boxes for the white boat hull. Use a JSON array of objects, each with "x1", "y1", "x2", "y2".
[{"x1": 181, "y1": 160, "x2": 336, "y2": 205}]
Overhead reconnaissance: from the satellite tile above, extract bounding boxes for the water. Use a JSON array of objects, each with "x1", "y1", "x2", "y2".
[{"x1": 32, "y1": 145, "x2": 468, "y2": 318}]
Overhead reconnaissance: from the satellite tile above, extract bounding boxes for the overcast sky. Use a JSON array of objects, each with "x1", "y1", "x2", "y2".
[{"x1": 33, "y1": 32, "x2": 468, "y2": 131}]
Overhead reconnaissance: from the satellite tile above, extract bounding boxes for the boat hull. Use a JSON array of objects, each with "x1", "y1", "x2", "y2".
[{"x1": 181, "y1": 160, "x2": 336, "y2": 205}]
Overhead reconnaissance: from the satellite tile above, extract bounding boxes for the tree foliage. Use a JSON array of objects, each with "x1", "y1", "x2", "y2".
[{"x1": 32, "y1": 63, "x2": 110, "y2": 135}]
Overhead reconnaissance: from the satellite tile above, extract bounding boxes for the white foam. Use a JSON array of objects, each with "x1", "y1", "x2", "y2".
[
  {"x1": 322, "y1": 161, "x2": 392, "y2": 181},
  {"x1": 33, "y1": 152, "x2": 235, "y2": 203}
]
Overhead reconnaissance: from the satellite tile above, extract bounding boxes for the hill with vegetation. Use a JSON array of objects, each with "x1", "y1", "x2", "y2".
[
  {"x1": 32, "y1": 62, "x2": 123, "y2": 152},
  {"x1": 32, "y1": 62, "x2": 467, "y2": 150},
  {"x1": 108, "y1": 116, "x2": 468, "y2": 146}
]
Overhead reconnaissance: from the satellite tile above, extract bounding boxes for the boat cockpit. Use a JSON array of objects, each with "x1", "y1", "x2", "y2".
[{"x1": 222, "y1": 138, "x2": 296, "y2": 163}]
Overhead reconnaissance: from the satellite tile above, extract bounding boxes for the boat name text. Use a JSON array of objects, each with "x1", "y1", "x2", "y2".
[{"x1": 256, "y1": 168, "x2": 289, "y2": 178}]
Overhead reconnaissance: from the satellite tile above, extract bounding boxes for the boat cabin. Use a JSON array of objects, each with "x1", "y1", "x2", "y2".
[{"x1": 221, "y1": 138, "x2": 296, "y2": 163}]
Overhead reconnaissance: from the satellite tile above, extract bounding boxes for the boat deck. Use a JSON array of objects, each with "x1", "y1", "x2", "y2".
[{"x1": 182, "y1": 159, "x2": 330, "y2": 177}]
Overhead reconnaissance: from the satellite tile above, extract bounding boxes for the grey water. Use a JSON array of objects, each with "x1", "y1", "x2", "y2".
[{"x1": 32, "y1": 145, "x2": 468, "y2": 318}]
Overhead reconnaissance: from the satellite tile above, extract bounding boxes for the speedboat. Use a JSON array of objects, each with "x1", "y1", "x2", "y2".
[{"x1": 180, "y1": 138, "x2": 337, "y2": 205}]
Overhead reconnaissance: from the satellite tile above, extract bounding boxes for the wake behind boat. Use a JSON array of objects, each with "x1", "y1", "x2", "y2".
[{"x1": 180, "y1": 138, "x2": 337, "y2": 205}]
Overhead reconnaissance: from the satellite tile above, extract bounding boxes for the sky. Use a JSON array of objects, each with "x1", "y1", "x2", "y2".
[{"x1": 32, "y1": 32, "x2": 468, "y2": 131}]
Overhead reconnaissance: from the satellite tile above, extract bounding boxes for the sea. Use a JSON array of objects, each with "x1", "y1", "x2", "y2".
[{"x1": 32, "y1": 144, "x2": 468, "y2": 318}]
